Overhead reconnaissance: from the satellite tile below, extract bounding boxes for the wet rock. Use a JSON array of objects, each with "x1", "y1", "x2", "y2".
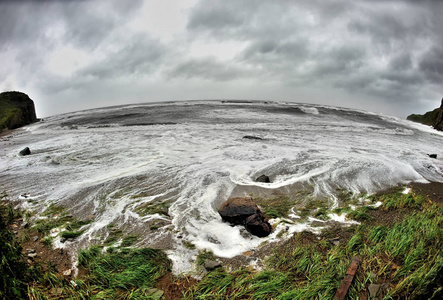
[
  {"x1": 218, "y1": 197, "x2": 261, "y2": 225},
  {"x1": 204, "y1": 260, "x2": 221, "y2": 271},
  {"x1": 146, "y1": 288, "x2": 164, "y2": 300},
  {"x1": 428, "y1": 154, "x2": 437, "y2": 159},
  {"x1": 245, "y1": 213, "x2": 272, "y2": 237},
  {"x1": 329, "y1": 237, "x2": 340, "y2": 246},
  {"x1": 243, "y1": 135, "x2": 263, "y2": 140},
  {"x1": 368, "y1": 283, "x2": 381, "y2": 298},
  {"x1": 218, "y1": 197, "x2": 272, "y2": 237},
  {"x1": 255, "y1": 174, "x2": 271, "y2": 183},
  {"x1": 19, "y1": 147, "x2": 31, "y2": 156},
  {"x1": 51, "y1": 288, "x2": 64, "y2": 296}
]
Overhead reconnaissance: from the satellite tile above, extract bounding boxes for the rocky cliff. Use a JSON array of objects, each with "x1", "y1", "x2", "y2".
[
  {"x1": 0, "y1": 91, "x2": 38, "y2": 131},
  {"x1": 407, "y1": 98, "x2": 443, "y2": 131}
]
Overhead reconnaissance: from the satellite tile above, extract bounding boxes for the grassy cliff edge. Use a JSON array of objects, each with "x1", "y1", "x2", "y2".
[{"x1": 0, "y1": 91, "x2": 38, "y2": 131}]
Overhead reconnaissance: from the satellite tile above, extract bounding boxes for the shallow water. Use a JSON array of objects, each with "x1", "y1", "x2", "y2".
[{"x1": 1, "y1": 100, "x2": 443, "y2": 273}]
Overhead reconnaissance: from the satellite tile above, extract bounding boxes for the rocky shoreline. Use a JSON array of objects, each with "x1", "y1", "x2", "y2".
[{"x1": 3, "y1": 180, "x2": 443, "y2": 299}]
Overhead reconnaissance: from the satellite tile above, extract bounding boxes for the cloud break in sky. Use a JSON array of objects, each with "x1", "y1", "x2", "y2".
[{"x1": 1, "y1": 0, "x2": 442, "y2": 117}]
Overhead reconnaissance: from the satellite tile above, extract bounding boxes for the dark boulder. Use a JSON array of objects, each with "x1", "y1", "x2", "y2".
[
  {"x1": 19, "y1": 147, "x2": 31, "y2": 156},
  {"x1": 255, "y1": 174, "x2": 271, "y2": 183},
  {"x1": 218, "y1": 197, "x2": 272, "y2": 237},
  {"x1": 218, "y1": 197, "x2": 260, "y2": 225},
  {"x1": 204, "y1": 260, "x2": 221, "y2": 271},
  {"x1": 245, "y1": 213, "x2": 272, "y2": 237},
  {"x1": 243, "y1": 135, "x2": 263, "y2": 140},
  {"x1": 428, "y1": 154, "x2": 437, "y2": 159}
]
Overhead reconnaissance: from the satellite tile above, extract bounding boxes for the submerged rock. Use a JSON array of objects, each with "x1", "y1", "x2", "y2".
[
  {"x1": 368, "y1": 283, "x2": 381, "y2": 298},
  {"x1": 255, "y1": 174, "x2": 271, "y2": 183},
  {"x1": 218, "y1": 197, "x2": 261, "y2": 225},
  {"x1": 218, "y1": 197, "x2": 272, "y2": 237},
  {"x1": 204, "y1": 260, "x2": 221, "y2": 271},
  {"x1": 19, "y1": 147, "x2": 31, "y2": 156},
  {"x1": 243, "y1": 135, "x2": 263, "y2": 140},
  {"x1": 245, "y1": 213, "x2": 272, "y2": 237}
]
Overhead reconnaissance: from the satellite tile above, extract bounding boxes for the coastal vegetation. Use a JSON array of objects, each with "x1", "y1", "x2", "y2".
[
  {"x1": 1, "y1": 185, "x2": 442, "y2": 299},
  {"x1": 407, "y1": 98, "x2": 443, "y2": 131},
  {"x1": 0, "y1": 91, "x2": 38, "y2": 131}
]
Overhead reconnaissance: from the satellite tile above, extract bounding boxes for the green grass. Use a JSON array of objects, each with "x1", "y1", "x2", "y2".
[
  {"x1": 135, "y1": 199, "x2": 173, "y2": 217},
  {"x1": 77, "y1": 247, "x2": 171, "y2": 299},
  {"x1": 121, "y1": 234, "x2": 138, "y2": 247},
  {"x1": 0, "y1": 91, "x2": 37, "y2": 130},
  {"x1": 183, "y1": 240, "x2": 196, "y2": 250},
  {"x1": 347, "y1": 205, "x2": 375, "y2": 221},
  {"x1": 42, "y1": 236, "x2": 53, "y2": 247},
  {"x1": 184, "y1": 200, "x2": 443, "y2": 299},
  {"x1": 2, "y1": 186, "x2": 443, "y2": 299},
  {"x1": 254, "y1": 193, "x2": 304, "y2": 219},
  {"x1": 382, "y1": 191, "x2": 424, "y2": 210},
  {"x1": 0, "y1": 98, "x2": 19, "y2": 131},
  {"x1": 33, "y1": 204, "x2": 92, "y2": 245},
  {"x1": 0, "y1": 203, "x2": 31, "y2": 299},
  {"x1": 196, "y1": 250, "x2": 217, "y2": 266},
  {"x1": 104, "y1": 228, "x2": 123, "y2": 245},
  {"x1": 407, "y1": 107, "x2": 441, "y2": 126},
  {"x1": 60, "y1": 230, "x2": 84, "y2": 241}
]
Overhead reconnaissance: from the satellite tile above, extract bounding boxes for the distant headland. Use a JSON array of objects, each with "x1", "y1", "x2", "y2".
[
  {"x1": 0, "y1": 91, "x2": 38, "y2": 132},
  {"x1": 407, "y1": 98, "x2": 443, "y2": 131}
]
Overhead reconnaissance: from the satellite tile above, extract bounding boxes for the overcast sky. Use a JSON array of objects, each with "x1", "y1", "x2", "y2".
[{"x1": 1, "y1": 0, "x2": 442, "y2": 118}]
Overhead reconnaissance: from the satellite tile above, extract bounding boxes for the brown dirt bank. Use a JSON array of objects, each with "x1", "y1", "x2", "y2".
[{"x1": 410, "y1": 181, "x2": 443, "y2": 206}]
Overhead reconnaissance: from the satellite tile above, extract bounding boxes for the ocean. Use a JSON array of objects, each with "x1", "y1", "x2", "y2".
[{"x1": 1, "y1": 100, "x2": 442, "y2": 274}]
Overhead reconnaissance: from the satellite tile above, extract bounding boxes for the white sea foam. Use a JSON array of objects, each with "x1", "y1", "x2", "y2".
[
  {"x1": 1, "y1": 101, "x2": 442, "y2": 274},
  {"x1": 299, "y1": 106, "x2": 319, "y2": 114}
]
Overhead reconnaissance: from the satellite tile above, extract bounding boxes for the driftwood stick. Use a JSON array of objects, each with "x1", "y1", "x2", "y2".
[{"x1": 334, "y1": 256, "x2": 361, "y2": 300}]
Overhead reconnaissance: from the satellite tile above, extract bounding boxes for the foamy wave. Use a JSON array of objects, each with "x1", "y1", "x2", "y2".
[{"x1": 1, "y1": 101, "x2": 442, "y2": 274}]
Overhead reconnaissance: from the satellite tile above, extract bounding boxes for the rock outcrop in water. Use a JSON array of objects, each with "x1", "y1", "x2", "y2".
[
  {"x1": 218, "y1": 197, "x2": 272, "y2": 237},
  {"x1": 19, "y1": 147, "x2": 31, "y2": 156},
  {"x1": 407, "y1": 98, "x2": 443, "y2": 131},
  {"x1": 255, "y1": 174, "x2": 271, "y2": 183},
  {"x1": 0, "y1": 91, "x2": 38, "y2": 131}
]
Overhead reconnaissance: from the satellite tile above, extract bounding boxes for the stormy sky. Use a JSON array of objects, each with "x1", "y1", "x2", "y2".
[{"x1": 1, "y1": 0, "x2": 442, "y2": 118}]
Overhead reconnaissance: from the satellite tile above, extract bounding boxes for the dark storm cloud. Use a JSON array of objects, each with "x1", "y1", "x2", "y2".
[
  {"x1": 419, "y1": 46, "x2": 443, "y2": 84},
  {"x1": 0, "y1": 0, "x2": 147, "y2": 92},
  {"x1": 39, "y1": 33, "x2": 168, "y2": 95},
  {"x1": 241, "y1": 39, "x2": 309, "y2": 66},
  {"x1": 78, "y1": 35, "x2": 166, "y2": 79},
  {"x1": 170, "y1": 57, "x2": 251, "y2": 81},
  {"x1": 0, "y1": 2, "x2": 54, "y2": 49},
  {"x1": 186, "y1": 0, "x2": 442, "y2": 110},
  {"x1": 0, "y1": 0, "x2": 142, "y2": 49},
  {"x1": 1, "y1": 0, "x2": 442, "y2": 117}
]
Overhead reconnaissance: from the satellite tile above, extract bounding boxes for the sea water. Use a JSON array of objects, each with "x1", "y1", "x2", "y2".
[{"x1": 1, "y1": 101, "x2": 442, "y2": 273}]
